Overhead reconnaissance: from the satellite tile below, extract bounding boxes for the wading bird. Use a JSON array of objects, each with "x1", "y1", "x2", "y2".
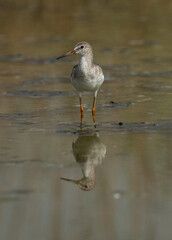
[{"x1": 56, "y1": 41, "x2": 104, "y2": 127}]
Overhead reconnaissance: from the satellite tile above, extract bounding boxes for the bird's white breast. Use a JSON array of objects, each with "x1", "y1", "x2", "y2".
[{"x1": 71, "y1": 56, "x2": 104, "y2": 93}]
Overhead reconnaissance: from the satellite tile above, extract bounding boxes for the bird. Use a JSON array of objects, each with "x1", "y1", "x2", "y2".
[
  {"x1": 56, "y1": 41, "x2": 104, "y2": 127},
  {"x1": 60, "y1": 132, "x2": 106, "y2": 191}
]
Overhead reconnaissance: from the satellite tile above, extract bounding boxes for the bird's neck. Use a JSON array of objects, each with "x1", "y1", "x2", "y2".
[
  {"x1": 82, "y1": 161, "x2": 95, "y2": 179},
  {"x1": 79, "y1": 54, "x2": 93, "y2": 71}
]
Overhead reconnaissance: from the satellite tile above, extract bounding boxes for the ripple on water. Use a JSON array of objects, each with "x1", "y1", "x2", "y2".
[
  {"x1": 3, "y1": 90, "x2": 75, "y2": 98},
  {"x1": 53, "y1": 122, "x2": 172, "y2": 136}
]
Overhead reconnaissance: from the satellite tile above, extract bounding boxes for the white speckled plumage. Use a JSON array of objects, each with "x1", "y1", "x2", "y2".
[
  {"x1": 71, "y1": 42, "x2": 104, "y2": 97},
  {"x1": 56, "y1": 41, "x2": 104, "y2": 126}
]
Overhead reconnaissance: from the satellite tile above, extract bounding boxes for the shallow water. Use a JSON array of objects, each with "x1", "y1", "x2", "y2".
[{"x1": 0, "y1": 0, "x2": 172, "y2": 240}]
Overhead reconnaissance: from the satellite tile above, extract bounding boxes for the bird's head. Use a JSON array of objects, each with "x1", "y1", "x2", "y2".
[
  {"x1": 56, "y1": 41, "x2": 92, "y2": 60},
  {"x1": 74, "y1": 41, "x2": 92, "y2": 57},
  {"x1": 60, "y1": 176, "x2": 95, "y2": 191}
]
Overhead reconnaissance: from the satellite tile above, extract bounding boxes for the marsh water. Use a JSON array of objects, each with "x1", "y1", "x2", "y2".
[{"x1": 0, "y1": 0, "x2": 172, "y2": 239}]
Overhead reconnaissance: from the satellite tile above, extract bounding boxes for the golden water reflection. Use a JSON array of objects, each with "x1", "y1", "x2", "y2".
[{"x1": 60, "y1": 131, "x2": 106, "y2": 191}]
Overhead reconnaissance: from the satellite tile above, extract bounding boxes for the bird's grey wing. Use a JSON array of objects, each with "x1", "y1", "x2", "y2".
[{"x1": 71, "y1": 64, "x2": 78, "y2": 80}]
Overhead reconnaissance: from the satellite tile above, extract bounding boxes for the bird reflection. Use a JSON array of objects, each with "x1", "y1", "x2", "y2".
[{"x1": 60, "y1": 131, "x2": 106, "y2": 191}]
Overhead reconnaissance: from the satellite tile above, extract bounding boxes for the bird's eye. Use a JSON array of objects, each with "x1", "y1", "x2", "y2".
[
  {"x1": 80, "y1": 46, "x2": 84, "y2": 49},
  {"x1": 85, "y1": 185, "x2": 88, "y2": 188}
]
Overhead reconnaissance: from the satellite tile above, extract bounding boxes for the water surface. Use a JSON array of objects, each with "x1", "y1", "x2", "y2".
[{"x1": 0, "y1": 0, "x2": 172, "y2": 240}]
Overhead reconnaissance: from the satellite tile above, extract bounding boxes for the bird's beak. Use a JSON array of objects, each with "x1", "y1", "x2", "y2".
[
  {"x1": 56, "y1": 50, "x2": 76, "y2": 60},
  {"x1": 60, "y1": 177, "x2": 79, "y2": 185}
]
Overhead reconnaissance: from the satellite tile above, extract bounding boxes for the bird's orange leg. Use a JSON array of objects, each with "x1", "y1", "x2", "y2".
[
  {"x1": 79, "y1": 96, "x2": 84, "y2": 126},
  {"x1": 92, "y1": 96, "x2": 96, "y2": 127}
]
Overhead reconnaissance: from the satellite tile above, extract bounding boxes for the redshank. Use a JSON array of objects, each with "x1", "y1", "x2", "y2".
[{"x1": 56, "y1": 41, "x2": 104, "y2": 126}]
